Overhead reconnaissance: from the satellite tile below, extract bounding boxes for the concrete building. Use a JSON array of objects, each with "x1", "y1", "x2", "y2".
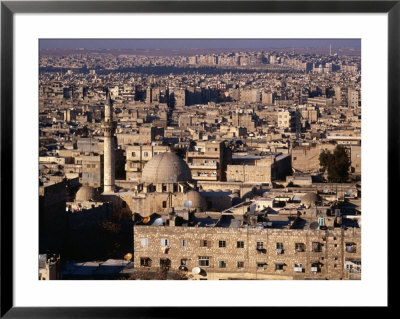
[
  {"x1": 186, "y1": 140, "x2": 231, "y2": 182},
  {"x1": 347, "y1": 88, "x2": 360, "y2": 108},
  {"x1": 81, "y1": 154, "x2": 104, "y2": 187}
]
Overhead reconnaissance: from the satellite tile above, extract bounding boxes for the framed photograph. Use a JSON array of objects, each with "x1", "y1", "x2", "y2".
[{"x1": 1, "y1": 0, "x2": 394, "y2": 316}]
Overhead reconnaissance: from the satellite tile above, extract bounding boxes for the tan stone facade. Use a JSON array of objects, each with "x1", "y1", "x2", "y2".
[
  {"x1": 133, "y1": 225, "x2": 361, "y2": 280},
  {"x1": 227, "y1": 157, "x2": 273, "y2": 183}
]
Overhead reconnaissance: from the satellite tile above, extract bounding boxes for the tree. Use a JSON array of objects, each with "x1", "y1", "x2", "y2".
[{"x1": 319, "y1": 145, "x2": 351, "y2": 182}]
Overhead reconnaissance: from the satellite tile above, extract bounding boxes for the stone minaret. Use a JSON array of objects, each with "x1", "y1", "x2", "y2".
[{"x1": 102, "y1": 89, "x2": 116, "y2": 193}]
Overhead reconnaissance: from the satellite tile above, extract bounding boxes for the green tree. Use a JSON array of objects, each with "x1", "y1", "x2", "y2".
[{"x1": 319, "y1": 145, "x2": 350, "y2": 182}]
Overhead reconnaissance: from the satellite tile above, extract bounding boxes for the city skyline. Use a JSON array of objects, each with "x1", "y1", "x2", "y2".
[{"x1": 40, "y1": 38, "x2": 361, "y2": 50}]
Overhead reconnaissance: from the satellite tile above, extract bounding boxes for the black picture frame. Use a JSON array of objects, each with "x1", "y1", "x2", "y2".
[{"x1": 1, "y1": 0, "x2": 394, "y2": 317}]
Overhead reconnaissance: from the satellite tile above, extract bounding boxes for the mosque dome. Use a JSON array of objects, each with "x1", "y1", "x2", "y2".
[
  {"x1": 184, "y1": 190, "x2": 207, "y2": 211},
  {"x1": 75, "y1": 185, "x2": 100, "y2": 202},
  {"x1": 141, "y1": 151, "x2": 192, "y2": 184},
  {"x1": 301, "y1": 192, "x2": 319, "y2": 207}
]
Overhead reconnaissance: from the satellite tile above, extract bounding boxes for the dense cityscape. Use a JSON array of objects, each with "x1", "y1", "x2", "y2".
[{"x1": 39, "y1": 40, "x2": 361, "y2": 280}]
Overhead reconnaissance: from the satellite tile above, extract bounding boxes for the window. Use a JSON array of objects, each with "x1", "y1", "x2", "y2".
[
  {"x1": 237, "y1": 241, "x2": 244, "y2": 248},
  {"x1": 276, "y1": 242, "x2": 284, "y2": 254},
  {"x1": 181, "y1": 239, "x2": 188, "y2": 247},
  {"x1": 257, "y1": 262, "x2": 266, "y2": 269},
  {"x1": 237, "y1": 261, "x2": 244, "y2": 269},
  {"x1": 219, "y1": 240, "x2": 226, "y2": 248},
  {"x1": 180, "y1": 259, "x2": 187, "y2": 266},
  {"x1": 275, "y1": 263, "x2": 284, "y2": 271},
  {"x1": 144, "y1": 152, "x2": 149, "y2": 157},
  {"x1": 311, "y1": 263, "x2": 320, "y2": 272},
  {"x1": 160, "y1": 258, "x2": 171, "y2": 270},
  {"x1": 295, "y1": 243, "x2": 305, "y2": 252},
  {"x1": 140, "y1": 257, "x2": 151, "y2": 267},
  {"x1": 198, "y1": 256, "x2": 210, "y2": 267},
  {"x1": 312, "y1": 242, "x2": 322, "y2": 252},
  {"x1": 162, "y1": 201, "x2": 167, "y2": 208},
  {"x1": 256, "y1": 242, "x2": 264, "y2": 250},
  {"x1": 131, "y1": 152, "x2": 136, "y2": 157},
  {"x1": 162, "y1": 185, "x2": 167, "y2": 192},
  {"x1": 140, "y1": 238, "x2": 148, "y2": 247},
  {"x1": 200, "y1": 240, "x2": 211, "y2": 248},
  {"x1": 160, "y1": 238, "x2": 170, "y2": 247},
  {"x1": 293, "y1": 157, "x2": 297, "y2": 161},
  {"x1": 219, "y1": 261, "x2": 226, "y2": 268}
]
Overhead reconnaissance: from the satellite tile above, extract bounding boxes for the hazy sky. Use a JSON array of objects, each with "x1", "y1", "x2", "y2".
[{"x1": 40, "y1": 39, "x2": 361, "y2": 50}]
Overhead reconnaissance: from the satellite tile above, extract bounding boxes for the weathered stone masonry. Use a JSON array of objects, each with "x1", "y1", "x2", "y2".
[{"x1": 133, "y1": 225, "x2": 361, "y2": 280}]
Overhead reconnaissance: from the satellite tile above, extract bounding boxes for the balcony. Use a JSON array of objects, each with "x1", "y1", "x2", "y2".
[
  {"x1": 192, "y1": 174, "x2": 218, "y2": 181},
  {"x1": 276, "y1": 249, "x2": 284, "y2": 255},
  {"x1": 311, "y1": 267, "x2": 319, "y2": 272},
  {"x1": 187, "y1": 151, "x2": 220, "y2": 159},
  {"x1": 188, "y1": 163, "x2": 217, "y2": 169},
  {"x1": 294, "y1": 267, "x2": 303, "y2": 272},
  {"x1": 125, "y1": 165, "x2": 140, "y2": 172}
]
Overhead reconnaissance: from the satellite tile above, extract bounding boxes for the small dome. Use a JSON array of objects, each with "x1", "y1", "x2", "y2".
[
  {"x1": 75, "y1": 186, "x2": 100, "y2": 202},
  {"x1": 141, "y1": 152, "x2": 192, "y2": 184},
  {"x1": 301, "y1": 192, "x2": 318, "y2": 207},
  {"x1": 184, "y1": 190, "x2": 207, "y2": 211}
]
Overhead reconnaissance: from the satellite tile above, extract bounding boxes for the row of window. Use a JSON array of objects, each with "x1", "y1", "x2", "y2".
[
  {"x1": 130, "y1": 151, "x2": 162, "y2": 158},
  {"x1": 139, "y1": 257, "x2": 325, "y2": 272},
  {"x1": 140, "y1": 238, "x2": 345, "y2": 252}
]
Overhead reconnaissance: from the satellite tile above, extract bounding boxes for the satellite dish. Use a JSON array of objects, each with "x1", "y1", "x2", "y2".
[
  {"x1": 124, "y1": 253, "x2": 132, "y2": 261},
  {"x1": 192, "y1": 267, "x2": 201, "y2": 274},
  {"x1": 142, "y1": 216, "x2": 150, "y2": 224},
  {"x1": 152, "y1": 217, "x2": 164, "y2": 226}
]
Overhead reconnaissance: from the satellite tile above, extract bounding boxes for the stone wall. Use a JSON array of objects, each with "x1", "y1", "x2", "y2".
[{"x1": 133, "y1": 225, "x2": 361, "y2": 280}]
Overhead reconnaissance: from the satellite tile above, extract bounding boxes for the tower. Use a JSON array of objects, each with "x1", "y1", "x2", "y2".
[{"x1": 102, "y1": 88, "x2": 116, "y2": 193}]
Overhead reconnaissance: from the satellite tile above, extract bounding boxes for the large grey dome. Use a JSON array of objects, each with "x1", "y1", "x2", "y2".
[
  {"x1": 141, "y1": 152, "x2": 192, "y2": 184},
  {"x1": 75, "y1": 185, "x2": 100, "y2": 202}
]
